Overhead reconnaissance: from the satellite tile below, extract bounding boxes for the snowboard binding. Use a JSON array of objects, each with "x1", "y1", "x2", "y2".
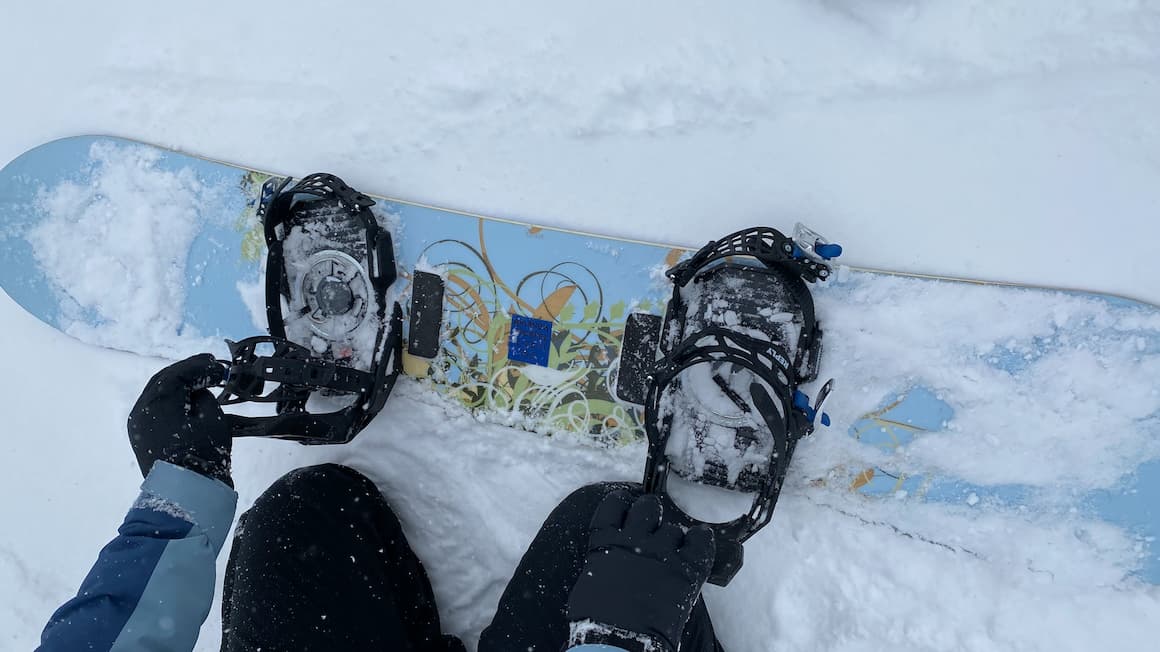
[
  {"x1": 619, "y1": 224, "x2": 840, "y2": 585},
  {"x1": 218, "y1": 173, "x2": 403, "y2": 444}
]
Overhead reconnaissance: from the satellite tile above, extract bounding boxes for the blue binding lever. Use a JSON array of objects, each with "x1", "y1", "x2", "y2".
[
  {"x1": 814, "y1": 241, "x2": 843, "y2": 260},
  {"x1": 793, "y1": 390, "x2": 831, "y2": 427}
]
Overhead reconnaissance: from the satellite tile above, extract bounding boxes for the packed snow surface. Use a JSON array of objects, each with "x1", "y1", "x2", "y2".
[{"x1": 3, "y1": 1, "x2": 1160, "y2": 651}]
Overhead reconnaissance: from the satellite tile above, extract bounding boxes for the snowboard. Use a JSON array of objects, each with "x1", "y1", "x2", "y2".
[{"x1": 2, "y1": 136, "x2": 1158, "y2": 585}]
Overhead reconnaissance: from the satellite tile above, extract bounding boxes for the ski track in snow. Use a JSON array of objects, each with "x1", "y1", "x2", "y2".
[{"x1": 3, "y1": 1, "x2": 1160, "y2": 650}]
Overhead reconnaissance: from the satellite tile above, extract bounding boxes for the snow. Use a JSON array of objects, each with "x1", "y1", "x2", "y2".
[
  {"x1": 28, "y1": 142, "x2": 222, "y2": 357},
  {"x1": 3, "y1": 1, "x2": 1160, "y2": 651},
  {"x1": 817, "y1": 274, "x2": 1160, "y2": 490},
  {"x1": 5, "y1": 2, "x2": 1160, "y2": 305}
]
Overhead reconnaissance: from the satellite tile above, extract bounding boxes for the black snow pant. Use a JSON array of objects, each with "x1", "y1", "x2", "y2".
[
  {"x1": 220, "y1": 464, "x2": 464, "y2": 651},
  {"x1": 221, "y1": 465, "x2": 723, "y2": 652}
]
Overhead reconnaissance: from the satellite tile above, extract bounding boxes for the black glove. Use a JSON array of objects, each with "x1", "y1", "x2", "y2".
[
  {"x1": 127, "y1": 354, "x2": 232, "y2": 488},
  {"x1": 566, "y1": 492, "x2": 716, "y2": 652}
]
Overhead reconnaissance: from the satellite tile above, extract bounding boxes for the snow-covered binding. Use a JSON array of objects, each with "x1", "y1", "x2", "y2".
[
  {"x1": 641, "y1": 224, "x2": 837, "y2": 586},
  {"x1": 217, "y1": 174, "x2": 402, "y2": 444}
]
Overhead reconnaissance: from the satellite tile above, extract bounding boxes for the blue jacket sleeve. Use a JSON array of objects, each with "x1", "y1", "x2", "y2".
[{"x1": 38, "y1": 461, "x2": 238, "y2": 652}]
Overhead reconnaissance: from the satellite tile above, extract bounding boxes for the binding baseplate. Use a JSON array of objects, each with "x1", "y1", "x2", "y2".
[
  {"x1": 623, "y1": 225, "x2": 839, "y2": 585},
  {"x1": 217, "y1": 173, "x2": 402, "y2": 444}
]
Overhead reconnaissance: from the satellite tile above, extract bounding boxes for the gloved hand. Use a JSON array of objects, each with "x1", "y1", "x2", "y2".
[
  {"x1": 127, "y1": 354, "x2": 232, "y2": 488},
  {"x1": 566, "y1": 492, "x2": 716, "y2": 652}
]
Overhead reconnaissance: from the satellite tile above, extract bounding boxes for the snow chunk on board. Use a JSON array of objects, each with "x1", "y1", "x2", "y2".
[{"x1": 28, "y1": 142, "x2": 220, "y2": 357}]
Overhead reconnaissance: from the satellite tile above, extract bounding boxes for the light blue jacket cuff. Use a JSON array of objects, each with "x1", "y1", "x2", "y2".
[{"x1": 139, "y1": 461, "x2": 238, "y2": 552}]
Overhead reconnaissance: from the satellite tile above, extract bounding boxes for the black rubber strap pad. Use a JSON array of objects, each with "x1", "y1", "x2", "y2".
[
  {"x1": 616, "y1": 313, "x2": 663, "y2": 405},
  {"x1": 408, "y1": 271, "x2": 445, "y2": 358}
]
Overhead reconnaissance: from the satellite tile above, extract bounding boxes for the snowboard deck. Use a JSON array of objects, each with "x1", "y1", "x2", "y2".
[{"x1": 2, "y1": 136, "x2": 1158, "y2": 585}]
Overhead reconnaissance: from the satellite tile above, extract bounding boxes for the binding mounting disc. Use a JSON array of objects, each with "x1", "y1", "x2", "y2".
[{"x1": 297, "y1": 249, "x2": 373, "y2": 339}]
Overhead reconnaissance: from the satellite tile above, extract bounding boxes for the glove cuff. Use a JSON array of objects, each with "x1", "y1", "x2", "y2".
[
  {"x1": 171, "y1": 451, "x2": 233, "y2": 489},
  {"x1": 568, "y1": 619, "x2": 671, "y2": 652}
]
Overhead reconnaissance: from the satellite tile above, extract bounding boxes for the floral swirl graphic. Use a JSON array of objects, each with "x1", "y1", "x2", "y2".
[{"x1": 415, "y1": 219, "x2": 655, "y2": 444}]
